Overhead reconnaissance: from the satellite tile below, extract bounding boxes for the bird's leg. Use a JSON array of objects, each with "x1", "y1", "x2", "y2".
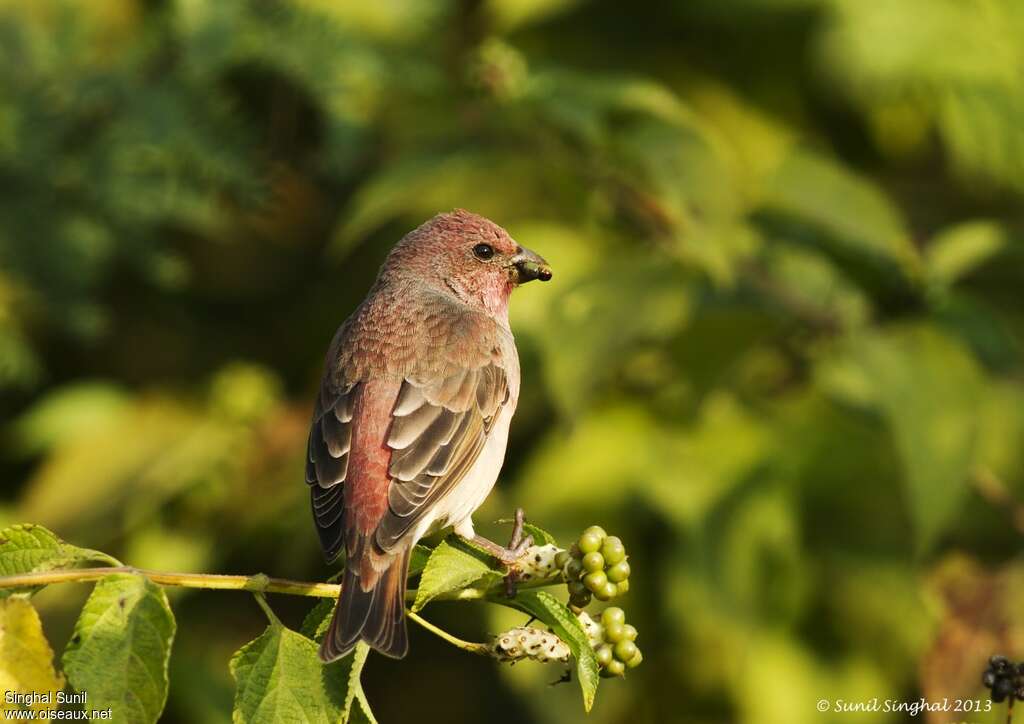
[{"x1": 461, "y1": 508, "x2": 534, "y2": 596}]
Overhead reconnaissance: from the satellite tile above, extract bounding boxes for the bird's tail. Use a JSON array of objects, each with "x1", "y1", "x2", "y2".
[{"x1": 318, "y1": 547, "x2": 410, "y2": 662}]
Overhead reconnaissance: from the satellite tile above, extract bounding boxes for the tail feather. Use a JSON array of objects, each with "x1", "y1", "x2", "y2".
[{"x1": 319, "y1": 548, "x2": 410, "y2": 662}]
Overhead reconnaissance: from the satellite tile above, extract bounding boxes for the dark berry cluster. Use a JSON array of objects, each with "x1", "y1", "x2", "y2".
[
  {"x1": 983, "y1": 656, "x2": 1024, "y2": 703},
  {"x1": 595, "y1": 607, "x2": 642, "y2": 678},
  {"x1": 556, "y1": 526, "x2": 631, "y2": 608}
]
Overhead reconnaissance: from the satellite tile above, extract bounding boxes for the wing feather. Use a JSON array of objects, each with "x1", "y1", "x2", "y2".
[{"x1": 374, "y1": 363, "x2": 507, "y2": 551}]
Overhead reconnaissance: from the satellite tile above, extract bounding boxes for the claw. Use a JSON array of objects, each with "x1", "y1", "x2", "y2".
[{"x1": 459, "y1": 508, "x2": 534, "y2": 597}]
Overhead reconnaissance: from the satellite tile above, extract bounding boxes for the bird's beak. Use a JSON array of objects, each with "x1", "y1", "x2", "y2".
[{"x1": 510, "y1": 247, "x2": 552, "y2": 284}]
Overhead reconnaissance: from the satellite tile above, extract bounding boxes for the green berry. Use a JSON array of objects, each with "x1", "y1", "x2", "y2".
[
  {"x1": 595, "y1": 644, "x2": 613, "y2": 667},
  {"x1": 616, "y1": 580, "x2": 630, "y2": 595},
  {"x1": 583, "y1": 570, "x2": 608, "y2": 592},
  {"x1": 600, "y1": 536, "x2": 625, "y2": 565},
  {"x1": 604, "y1": 621, "x2": 625, "y2": 643},
  {"x1": 601, "y1": 607, "x2": 626, "y2": 628},
  {"x1": 622, "y1": 624, "x2": 638, "y2": 642},
  {"x1": 614, "y1": 640, "x2": 638, "y2": 663},
  {"x1": 555, "y1": 551, "x2": 570, "y2": 568},
  {"x1": 605, "y1": 659, "x2": 625, "y2": 677},
  {"x1": 607, "y1": 560, "x2": 630, "y2": 582},
  {"x1": 582, "y1": 525, "x2": 608, "y2": 540},
  {"x1": 582, "y1": 552, "x2": 605, "y2": 573},
  {"x1": 595, "y1": 581, "x2": 618, "y2": 601},
  {"x1": 626, "y1": 648, "x2": 643, "y2": 669},
  {"x1": 578, "y1": 531, "x2": 603, "y2": 554},
  {"x1": 567, "y1": 579, "x2": 587, "y2": 596}
]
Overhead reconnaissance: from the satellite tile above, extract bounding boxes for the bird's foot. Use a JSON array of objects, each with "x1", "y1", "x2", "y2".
[{"x1": 466, "y1": 508, "x2": 534, "y2": 597}]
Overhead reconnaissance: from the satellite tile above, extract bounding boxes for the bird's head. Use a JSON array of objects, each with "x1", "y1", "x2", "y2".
[{"x1": 383, "y1": 209, "x2": 552, "y2": 316}]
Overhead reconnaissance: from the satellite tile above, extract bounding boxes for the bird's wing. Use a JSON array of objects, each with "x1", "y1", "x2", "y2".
[
  {"x1": 374, "y1": 362, "x2": 509, "y2": 552},
  {"x1": 306, "y1": 380, "x2": 358, "y2": 562},
  {"x1": 307, "y1": 303, "x2": 514, "y2": 564}
]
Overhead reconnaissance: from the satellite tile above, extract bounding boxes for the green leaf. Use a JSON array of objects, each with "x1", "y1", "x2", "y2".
[
  {"x1": 0, "y1": 523, "x2": 118, "y2": 597},
  {"x1": 926, "y1": 220, "x2": 1006, "y2": 286},
  {"x1": 762, "y1": 148, "x2": 917, "y2": 271},
  {"x1": 407, "y1": 543, "x2": 433, "y2": 577},
  {"x1": 497, "y1": 590, "x2": 600, "y2": 712},
  {"x1": 412, "y1": 539, "x2": 498, "y2": 612},
  {"x1": 299, "y1": 598, "x2": 335, "y2": 643},
  {"x1": 230, "y1": 619, "x2": 375, "y2": 724},
  {"x1": 824, "y1": 325, "x2": 984, "y2": 552},
  {"x1": 0, "y1": 597, "x2": 65, "y2": 714},
  {"x1": 63, "y1": 573, "x2": 176, "y2": 724}
]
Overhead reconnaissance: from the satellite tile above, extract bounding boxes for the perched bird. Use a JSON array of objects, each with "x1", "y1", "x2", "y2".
[{"x1": 306, "y1": 209, "x2": 552, "y2": 662}]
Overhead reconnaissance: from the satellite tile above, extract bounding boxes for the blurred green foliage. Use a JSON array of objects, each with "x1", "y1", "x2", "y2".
[{"x1": 2, "y1": 0, "x2": 1024, "y2": 722}]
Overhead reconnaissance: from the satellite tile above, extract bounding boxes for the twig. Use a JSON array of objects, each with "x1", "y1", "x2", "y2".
[
  {"x1": 406, "y1": 610, "x2": 490, "y2": 655},
  {"x1": 0, "y1": 566, "x2": 563, "y2": 602}
]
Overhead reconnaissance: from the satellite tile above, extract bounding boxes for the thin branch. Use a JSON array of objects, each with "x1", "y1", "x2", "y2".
[
  {"x1": 0, "y1": 567, "x2": 340, "y2": 598},
  {"x1": 0, "y1": 566, "x2": 563, "y2": 602},
  {"x1": 406, "y1": 610, "x2": 491, "y2": 655}
]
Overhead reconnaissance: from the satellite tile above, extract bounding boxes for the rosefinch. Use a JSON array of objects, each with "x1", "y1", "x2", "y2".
[{"x1": 306, "y1": 209, "x2": 552, "y2": 661}]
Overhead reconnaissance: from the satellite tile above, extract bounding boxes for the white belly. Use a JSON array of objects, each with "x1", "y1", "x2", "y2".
[{"x1": 410, "y1": 402, "x2": 514, "y2": 542}]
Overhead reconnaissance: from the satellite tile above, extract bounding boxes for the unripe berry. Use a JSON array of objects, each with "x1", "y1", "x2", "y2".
[
  {"x1": 582, "y1": 525, "x2": 608, "y2": 540},
  {"x1": 614, "y1": 640, "x2": 638, "y2": 663},
  {"x1": 616, "y1": 580, "x2": 630, "y2": 595},
  {"x1": 567, "y1": 579, "x2": 587, "y2": 597},
  {"x1": 584, "y1": 570, "x2": 608, "y2": 592},
  {"x1": 622, "y1": 624, "x2": 638, "y2": 642},
  {"x1": 595, "y1": 581, "x2": 618, "y2": 601},
  {"x1": 604, "y1": 621, "x2": 625, "y2": 643},
  {"x1": 605, "y1": 659, "x2": 625, "y2": 677},
  {"x1": 607, "y1": 560, "x2": 630, "y2": 583},
  {"x1": 601, "y1": 607, "x2": 626, "y2": 628},
  {"x1": 582, "y1": 552, "x2": 605, "y2": 573},
  {"x1": 578, "y1": 532, "x2": 603, "y2": 554},
  {"x1": 626, "y1": 648, "x2": 643, "y2": 669},
  {"x1": 554, "y1": 551, "x2": 570, "y2": 568},
  {"x1": 595, "y1": 644, "x2": 613, "y2": 667},
  {"x1": 601, "y1": 536, "x2": 625, "y2": 565}
]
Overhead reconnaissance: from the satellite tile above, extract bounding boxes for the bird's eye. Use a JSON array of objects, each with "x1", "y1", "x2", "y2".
[{"x1": 472, "y1": 243, "x2": 494, "y2": 260}]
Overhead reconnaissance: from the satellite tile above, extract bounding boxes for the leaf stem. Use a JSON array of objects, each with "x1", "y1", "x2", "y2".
[{"x1": 406, "y1": 610, "x2": 491, "y2": 655}]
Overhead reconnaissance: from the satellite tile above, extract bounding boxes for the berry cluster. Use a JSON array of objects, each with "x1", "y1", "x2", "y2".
[
  {"x1": 577, "y1": 608, "x2": 642, "y2": 677},
  {"x1": 492, "y1": 626, "x2": 570, "y2": 664},
  {"x1": 983, "y1": 656, "x2": 1024, "y2": 703},
  {"x1": 556, "y1": 526, "x2": 631, "y2": 608}
]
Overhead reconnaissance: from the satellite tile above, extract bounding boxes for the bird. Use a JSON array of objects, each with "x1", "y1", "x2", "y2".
[{"x1": 305, "y1": 209, "x2": 552, "y2": 662}]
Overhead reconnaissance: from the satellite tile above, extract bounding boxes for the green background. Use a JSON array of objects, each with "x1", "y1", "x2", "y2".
[{"x1": 2, "y1": 0, "x2": 1024, "y2": 722}]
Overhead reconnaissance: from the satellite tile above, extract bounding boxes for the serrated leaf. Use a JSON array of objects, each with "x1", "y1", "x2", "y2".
[
  {"x1": 0, "y1": 597, "x2": 64, "y2": 714},
  {"x1": 299, "y1": 597, "x2": 335, "y2": 643},
  {"x1": 230, "y1": 620, "x2": 373, "y2": 724},
  {"x1": 412, "y1": 539, "x2": 498, "y2": 612},
  {"x1": 63, "y1": 573, "x2": 176, "y2": 724},
  {"x1": 497, "y1": 590, "x2": 600, "y2": 712},
  {"x1": 0, "y1": 523, "x2": 118, "y2": 597}
]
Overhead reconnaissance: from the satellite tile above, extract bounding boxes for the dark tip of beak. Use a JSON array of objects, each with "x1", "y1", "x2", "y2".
[
  {"x1": 512, "y1": 247, "x2": 552, "y2": 284},
  {"x1": 514, "y1": 259, "x2": 553, "y2": 283}
]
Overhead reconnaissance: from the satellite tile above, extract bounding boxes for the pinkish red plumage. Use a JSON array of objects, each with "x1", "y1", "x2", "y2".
[{"x1": 306, "y1": 209, "x2": 551, "y2": 661}]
